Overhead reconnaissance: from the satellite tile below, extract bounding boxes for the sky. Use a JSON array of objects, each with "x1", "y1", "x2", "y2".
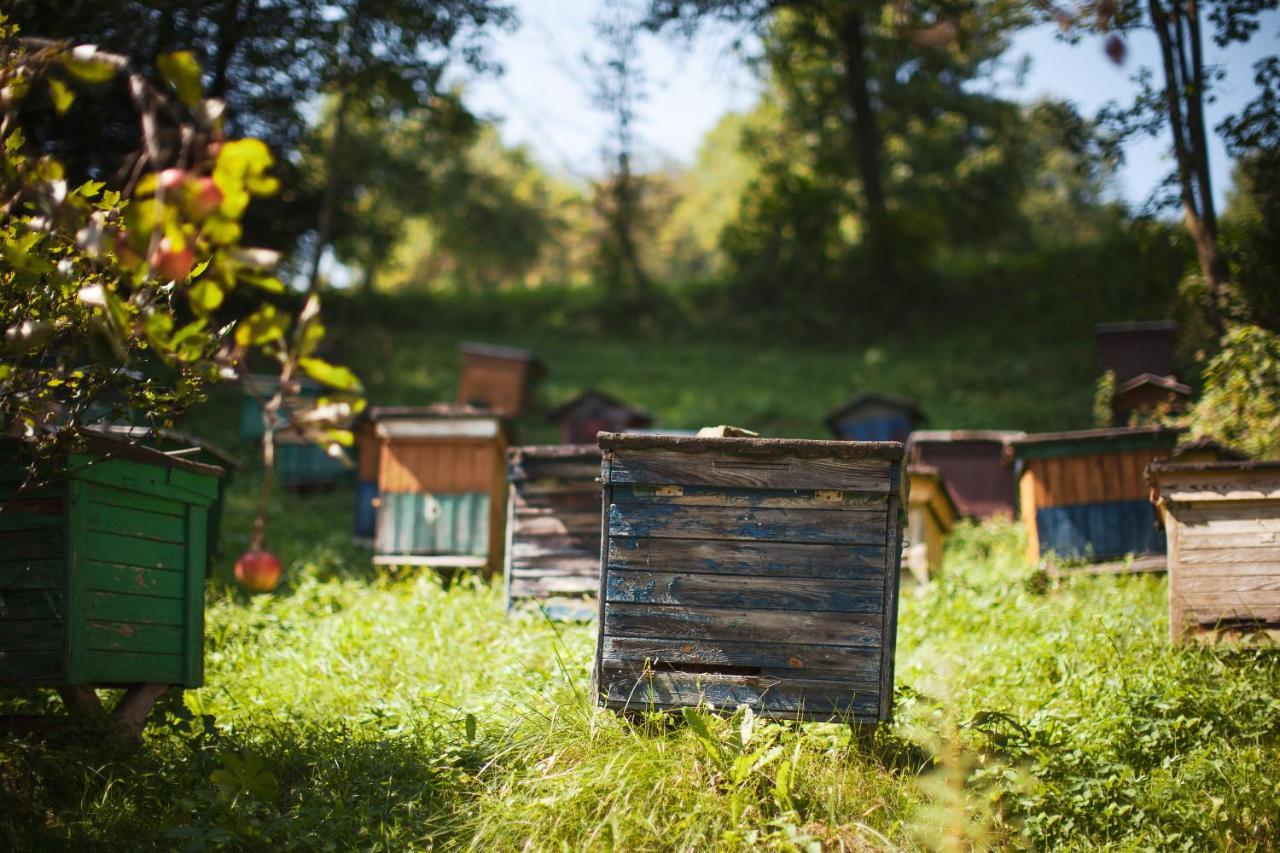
[{"x1": 460, "y1": 0, "x2": 1279, "y2": 210}]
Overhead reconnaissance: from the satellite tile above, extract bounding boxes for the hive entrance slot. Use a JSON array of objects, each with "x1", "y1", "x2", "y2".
[
  {"x1": 1201, "y1": 616, "x2": 1279, "y2": 631},
  {"x1": 650, "y1": 661, "x2": 763, "y2": 677}
]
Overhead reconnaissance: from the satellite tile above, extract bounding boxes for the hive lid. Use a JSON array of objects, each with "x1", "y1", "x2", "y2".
[
  {"x1": 1114, "y1": 373, "x2": 1192, "y2": 396},
  {"x1": 508, "y1": 443, "x2": 599, "y2": 462},
  {"x1": 459, "y1": 341, "x2": 545, "y2": 372},
  {"x1": 598, "y1": 432, "x2": 904, "y2": 461},
  {"x1": 907, "y1": 429, "x2": 1026, "y2": 445},
  {"x1": 377, "y1": 416, "x2": 501, "y2": 439},
  {"x1": 86, "y1": 424, "x2": 240, "y2": 469},
  {"x1": 2, "y1": 432, "x2": 225, "y2": 478},
  {"x1": 1006, "y1": 425, "x2": 1183, "y2": 460},
  {"x1": 545, "y1": 389, "x2": 653, "y2": 424},
  {"x1": 1149, "y1": 459, "x2": 1280, "y2": 475},
  {"x1": 823, "y1": 392, "x2": 926, "y2": 429},
  {"x1": 1094, "y1": 320, "x2": 1178, "y2": 334}
]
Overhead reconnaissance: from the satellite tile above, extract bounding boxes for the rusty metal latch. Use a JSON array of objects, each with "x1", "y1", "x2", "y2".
[{"x1": 815, "y1": 490, "x2": 843, "y2": 502}]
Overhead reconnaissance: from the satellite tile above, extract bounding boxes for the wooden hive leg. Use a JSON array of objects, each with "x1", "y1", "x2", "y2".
[
  {"x1": 110, "y1": 684, "x2": 170, "y2": 742},
  {"x1": 57, "y1": 685, "x2": 107, "y2": 721}
]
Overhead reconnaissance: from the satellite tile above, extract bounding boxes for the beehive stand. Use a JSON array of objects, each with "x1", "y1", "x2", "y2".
[{"x1": 593, "y1": 433, "x2": 904, "y2": 723}]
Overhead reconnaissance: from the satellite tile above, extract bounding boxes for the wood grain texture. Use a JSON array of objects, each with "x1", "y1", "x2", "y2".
[
  {"x1": 608, "y1": 537, "x2": 886, "y2": 578},
  {"x1": 606, "y1": 448, "x2": 893, "y2": 492},
  {"x1": 611, "y1": 484, "x2": 888, "y2": 510},
  {"x1": 605, "y1": 570, "x2": 883, "y2": 613},
  {"x1": 601, "y1": 636, "x2": 881, "y2": 676},
  {"x1": 596, "y1": 669, "x2": 881, "y2": 720},
  {"x1": 609, "y1": 503, "x2": 887, "y2": 545},
  {"x1": 603, "y1": 603, "x2": 883, "y2": 647}
]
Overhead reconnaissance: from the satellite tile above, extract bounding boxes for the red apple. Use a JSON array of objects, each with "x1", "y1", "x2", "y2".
[
  {"x1": 1104, "y1": 34, "x2": 1127, "y2": 66},
  {"x1": 158, "y1": 167, "x2": 189, "y2": 194},
  {"x1": 185, "y1": 177, "x2": 224, "y2": 220},
  {"x1": 148, "y1": 236, "x2": 195, "y2": 282},
  {"x1": 234, "y1": 549, "x2": 283, "y2": 593}
]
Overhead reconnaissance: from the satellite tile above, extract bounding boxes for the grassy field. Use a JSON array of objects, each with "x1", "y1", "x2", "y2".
[{"x1": 3, "y1": 300, "x2": 1279, "y2": 850}]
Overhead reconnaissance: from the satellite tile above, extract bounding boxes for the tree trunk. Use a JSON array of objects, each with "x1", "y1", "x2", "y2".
[
  {"x1": 307, "y1": 86, "x2": 352, "y2": 292},
  {"x1": 836, "y1": 6, "x2": 894, "y2": 287},
  {"x1": 211, "y1": 0, "x2": 253, "y2": 99},
  {"x1": 1149, "y1": 0, "x2": 1227, "y2": 335}
]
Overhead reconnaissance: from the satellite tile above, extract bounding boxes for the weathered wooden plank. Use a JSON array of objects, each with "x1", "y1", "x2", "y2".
[
  {"x1": 515, "y1": 512, "x2": 602, "y2": 537},
  {"x1": 1179, "y1": 591, "x2": 1280, "y2": 609},
  {"x1": 603, "y1": 602, "x2": 882, "y2": 647},
  {"x1": 0, "y1": 498, "x2": 62, "y2": 530},
  {"x1": 608, "y1": 537, "x2": 886, "y2": 579},
  {"x1": 611, "y1": 484, "x2": 889, "y2": 510},
  {"x1": 1179, "y1": 575, "x2": 1280, "y2": 593},
  {"x1": 597, "y1": 669, "x2": 881, "y2": 719},
  {"x1": 81, "y1": 482, "x2": 185, "y2": 517},
  {"x1": 0, "y1": 589, "x2": 64, "y2": 621},
  {"x1": 85, "y1": 501, "x2": 186, "y2": 544},
  {"x1": 515, "y1": 480, "x2": 602, "y2": 497},
  {"x1": 85, "y1": 591, "x2": 183, "y2": 626},
  {"x1": 606, "y1": 448, "x2": 893, "y2": 492},
  {"x1": 0, "y1": 559, "x2": 63, "y2": 591},
  {"x1": 1180, "y1": 563, "x2": 1280, "y2": 579},
  {"x1": 0, "y1": 648, "x2": 64, "y2": 683},
  {"x1": 513, "y1": 492, "x2": 601, "y2": 513},
  {"x1": 71, "y1": 455, "x2": 215, "y2": 507},
  {"x1": 86, "y1": 620, "x2": 184, "y2": 654},
  {"x1": 1178, "y1": 546, "x2": 1280, "y2": 564},
  {"x1": 1161, "y1": 480, "x2": 1280, "y2": 503},
  {"x1": 84, "y1": 530, "x2": 185, "y2": 571},
  {"x1": 601, "y1": 636, "x2": 881, "y2": 677},
  {"x1": 1, "y1": 530, "x2": 65, "y2": 561},
  {"x1": 1178, "y1": 530, "x2": 1280, "y2": 550},
  {"x1": 606, "y1": 570, "x2": 883, "y2": 613},
  {"x1": 82, "y1": 650, "x2": 185, "y2": 684},
  {"x1": 511, "y1": 534, "x2": 599, "y2": 557},
  {"x1": 511, "y1": 557, "x2": 600, "y2": 576},
  {"x1": 609, "y1": 504, "x2": 887, "y2": 545},
  {"x1": 514, "y1": 461, "x2": 602, "y2": 482},
  {"x1": 82, "y1": 560, "x2": 185, "y2": 598},
  {"x1": 0, "y1": 619, "x2": 63, "y2": 650},
  {"x1": 511, "y1": 576, "x2": 599, "y2": 596},
  {"x1": 1177, "y1": 506, "x2": 1280, "y2": 530}
]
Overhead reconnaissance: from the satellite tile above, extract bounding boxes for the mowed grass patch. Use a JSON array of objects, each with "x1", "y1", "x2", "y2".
[{"x1": 3, "y1": 519, "x2": 1278, "y2": 850}]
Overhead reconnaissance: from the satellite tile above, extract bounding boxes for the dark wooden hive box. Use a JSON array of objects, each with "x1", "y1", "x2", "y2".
[
  {"x1": 505, "y1": 445, "x2": 602, "y2": 619},
  {"x1": 593, "y1": 433, "x2": 904, "y2": 723},
  {"x1": 1, "y1": 436, "x2": 221, "y2": 690}
]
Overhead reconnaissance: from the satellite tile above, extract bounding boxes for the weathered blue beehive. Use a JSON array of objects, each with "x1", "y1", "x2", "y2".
[
  {"x1": 593, "y1": 433, "x2": 904, "y2": 723},
  {"x1": 1007, "y1": 426, "x2": 1182, "y2": 565},
  {"x1": 824, "y1": 392, "x2": 926, "y2": 444}
]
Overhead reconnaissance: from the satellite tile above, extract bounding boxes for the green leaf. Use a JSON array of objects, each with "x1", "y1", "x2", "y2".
[
  {"x1": 239, "y1": 272, "x2": 286, "y2": 293},
  {"x1": 61, "y1": 51, "x2": 117, "y2": 84},
  {"x1": 298, "y1": 358, "x2": 363, "y2": 392},
  {"x1": 156, "y1": 51, "x2": 203, "y2": 108},
  {"x1": 299, "y1": 320, "x2": 326, "y2": 357},
  {"x1": 235, "y1": 305, "x2": 289, "y2": 347},
  {"x1": 74, "y1": 179, "x2": 105, "y2": 199},
  {"x1": 48, "y1": 77, "x2": 75, "y2": 115},
  {"x1": 465, "y1": 713, "x2": 477, "y2": 742},
  {"x1": 188, "y1": 279, "x2": 224, "y2": 314}
]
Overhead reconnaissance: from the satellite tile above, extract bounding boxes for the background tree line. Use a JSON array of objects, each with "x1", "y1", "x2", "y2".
[{"x1": 14, "y1": 0, "x2": 1278, "y2": 340}]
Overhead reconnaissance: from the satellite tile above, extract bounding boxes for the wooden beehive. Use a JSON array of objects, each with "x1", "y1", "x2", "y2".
[
  {"x1": 86, "y1": 425, "x2": 239, "y2": 561},
  {"x1": 273, "y1": 430, "x2": 353, "y2": 492},
  {"x1": 371, "y1": 406, "x2": 508, "y2": 575},
  {"x1": 238, "y1": 373, "x2": 322, "y2": 441},
  {"x1": 1, "y1": 435, "x2": 219, "y2": 694},
  {"x1": 505, "y1": 445, "x2": 602, "y2": 619},
  {"x1": 351, "y1": 407, "x2": 439, "y2": 542},
  {"x1": 905, "y1": 464, "x2": 956, "y2": 583},
  {"x1": 824, "y1": 392, "x2": 926, "y2": 444},
  {"x1": 593, "y1": 433, "x2": 904, "y2": 723},
  {"x1": 1151, "y1": 461, "x2": 1280, "y2": 643},
  {"x1": 457, "y1": 342, "x2": 545, "y2": 417},
  {"x1": 1095, "y1": 321, "x2": 1178, "y2": 384},
  {"x1": 1007, "y1": 426, "x2": 1181, "y2": 566},
  {"x1": 1112, "y1": 374, "x2": 1192, "y2": 426},
  {"x1": 547, "y1": 390, "x2": 653, "y2": 445},
  {"x1": 906, "y1": 430, "x2": 1024, "y2": 519}
]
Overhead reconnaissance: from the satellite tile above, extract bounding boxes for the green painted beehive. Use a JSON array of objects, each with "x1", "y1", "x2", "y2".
[{"x1": 0, "y1": 435, "x2": 220, "y2": 689}]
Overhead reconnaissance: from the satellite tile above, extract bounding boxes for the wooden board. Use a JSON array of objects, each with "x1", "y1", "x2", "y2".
[{"x1": 606, "y1": 448, "x2": 893, "y2": 492}]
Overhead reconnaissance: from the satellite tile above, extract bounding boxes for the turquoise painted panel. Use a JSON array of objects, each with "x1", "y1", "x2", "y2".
[
  {"x1": 275, "y1": 442, "x2": 353, "y2": 488},
  {"x1": 354, "y1": 479, "x2": 378, "y2": 539},
  {"x1": 1035, "y1": 499, "x2": 1166, "y2": 561},
  {"x1": 375, "y1": 492, "x2": 489, "y2": 557}
]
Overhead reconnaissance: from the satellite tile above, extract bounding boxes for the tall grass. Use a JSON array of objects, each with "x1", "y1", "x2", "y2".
[{"x1": 4, "y1": 518, "x2": 1277, "y2": 850}]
